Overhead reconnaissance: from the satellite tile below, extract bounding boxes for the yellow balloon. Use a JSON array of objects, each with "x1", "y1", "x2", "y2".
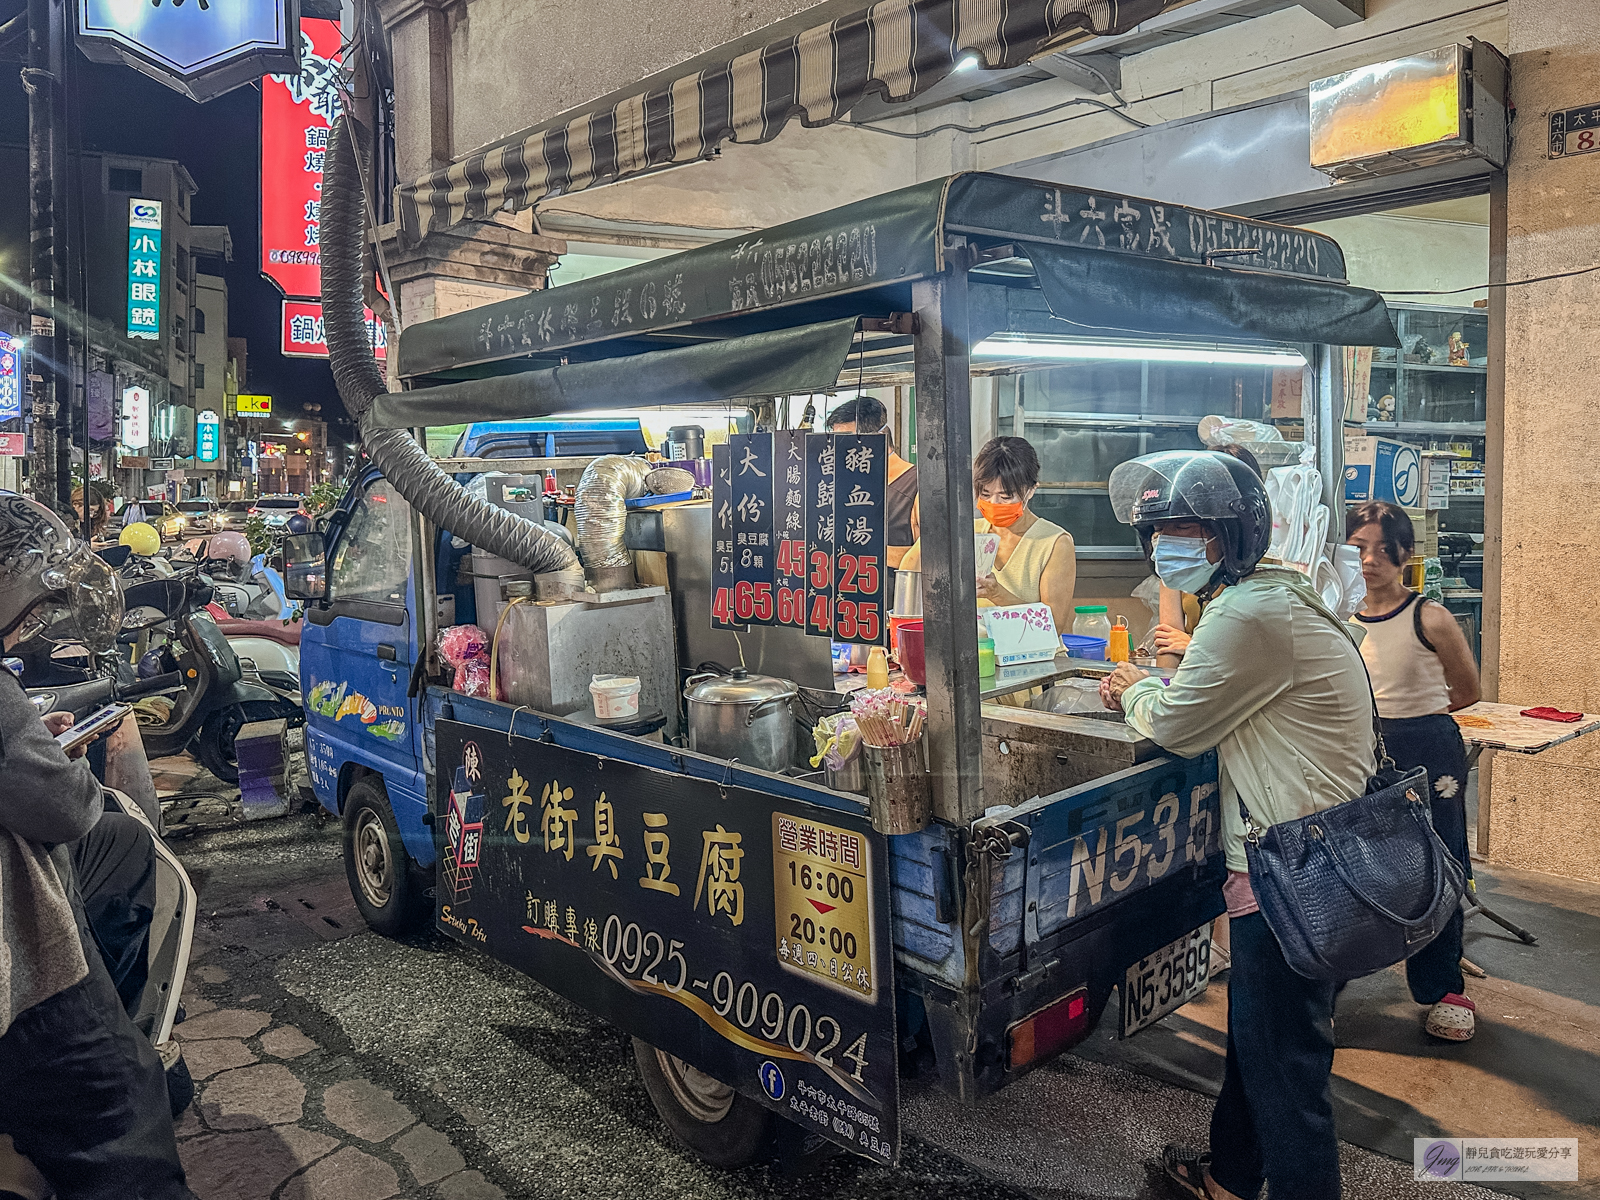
[{"x1": 119, "y1": 522, "x2": 161, "y2": 557}]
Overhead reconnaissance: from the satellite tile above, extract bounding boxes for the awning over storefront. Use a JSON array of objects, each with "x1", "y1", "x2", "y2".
[
  {"x1": 398, "y1": 172, "x2": 1398, "y2": 382},
  {"x1": 395, "y1": 0, "x2": 1190, "y2": 240},
  {"x1": 1022, "y1": 241, "x2": 1400, "y2": 348},
  {"x1": 370, "y1": 317, "x2": 862, "y2": 427}
]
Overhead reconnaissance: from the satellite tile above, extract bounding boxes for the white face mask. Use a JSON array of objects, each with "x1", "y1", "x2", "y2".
[{"x1": 1153, "y1": 534, "x2": 1219, "y2": 595}]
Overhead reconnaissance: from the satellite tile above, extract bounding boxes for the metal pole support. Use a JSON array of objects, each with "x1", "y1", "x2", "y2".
[{"x1": 912, "y1": 242, "x2": 984, "y2": 825}]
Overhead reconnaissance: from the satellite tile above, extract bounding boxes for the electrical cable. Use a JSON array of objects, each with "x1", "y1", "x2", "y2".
[
  {"x1": 849, "y1": 92, "x2": 1148, "y2": 141},
  {"x1": 1379, "y1": 263, "x2": 1600, "y2": 296}
]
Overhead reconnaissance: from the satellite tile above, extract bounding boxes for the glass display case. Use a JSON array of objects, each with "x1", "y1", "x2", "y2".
[
  {"x1": 997, "y1": 353, "x2": 1285, "y2": 556},
  {"x1": 1364, "y1": 302, "x2": 1488, "y2": 547}
]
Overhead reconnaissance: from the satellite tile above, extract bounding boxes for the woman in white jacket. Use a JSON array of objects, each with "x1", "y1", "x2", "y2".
[{"x1": 1099, "y1": 452, "x2": 1371, "y2": 1200}]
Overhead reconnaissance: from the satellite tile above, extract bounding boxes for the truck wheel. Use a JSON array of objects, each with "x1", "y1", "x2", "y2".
[
  {"x1": 343, "y1": 777, "x2": 428, "y2": 936},
  {"x1": 196, "y1": 707, "x2": 244, "y2": 784},
  {"x1": 632, "y1": 1037, "x2": 773, "y2": 1168}
]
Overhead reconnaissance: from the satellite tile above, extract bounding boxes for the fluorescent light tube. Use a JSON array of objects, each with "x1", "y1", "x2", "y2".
[{"x1": 973, "y1": 338, "x2": 1306, "y2": 368}]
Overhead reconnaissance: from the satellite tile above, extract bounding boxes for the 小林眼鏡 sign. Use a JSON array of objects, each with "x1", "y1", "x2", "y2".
[
  {"x1": 77, "y1": 0, "x2": 300, "y2": 103},
  {"x1": 432, "y1": 721, "x2": 900, "y2": 1164},
  {"x1": 126, "y1": 199, "x2": 162, "y2": 342},
  {"x1": 196, "y1": 409, "x2": 220, "y2": 463}
]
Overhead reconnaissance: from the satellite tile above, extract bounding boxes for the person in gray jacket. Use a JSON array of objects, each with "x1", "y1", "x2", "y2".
[{"x1": 0, "y1": 492, "x2": 196, "y2": 1200}]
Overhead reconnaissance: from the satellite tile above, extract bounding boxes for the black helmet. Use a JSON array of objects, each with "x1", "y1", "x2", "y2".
[
  {"x1": 286, "y1": 512, "x2": 312, "y2": 536},
  {"x1": 0, "y1": 491, "x2": 124, "y2": 653},
  {"x1": 1109, "y1": 451, "x2": 1272, "y2": 589}
]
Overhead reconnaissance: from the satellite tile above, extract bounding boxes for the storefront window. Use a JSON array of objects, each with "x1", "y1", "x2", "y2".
[
  {"x1": 995, "y1": 353, "x2": 1291, "y2": 555},
  {"x1": 1309, "y1": 195, "x2": 1490, "y2": 656}
]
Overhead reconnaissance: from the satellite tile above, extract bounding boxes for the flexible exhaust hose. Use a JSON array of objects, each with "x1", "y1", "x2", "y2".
[
  {"x1": 575, "y1": 455, "x2": 651, "y2": 574},
  {"x1": 321, "y1": 117, "x2": 581, "y2": 580}
]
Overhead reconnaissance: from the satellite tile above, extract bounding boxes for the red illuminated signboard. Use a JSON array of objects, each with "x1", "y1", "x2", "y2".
[
  {"x1": 260, "y1": 17, "x2": 343, "y2": 300},
  {"x1": 281, "y1": 299, "x2": 388, "y2": 362}
]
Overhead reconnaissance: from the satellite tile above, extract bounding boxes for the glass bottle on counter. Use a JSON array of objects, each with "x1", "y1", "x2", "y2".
[{"x1": 1073, "y1": 605, "x2": 1112, "y2": 642}]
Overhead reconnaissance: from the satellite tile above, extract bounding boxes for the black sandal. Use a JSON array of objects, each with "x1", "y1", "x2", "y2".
[{"x1": 1161, "y1": 1144, "x2": 1213, "y2": 1199}]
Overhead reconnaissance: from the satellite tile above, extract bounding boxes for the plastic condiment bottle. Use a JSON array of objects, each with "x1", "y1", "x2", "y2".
[
  {"x1": 978, "y1": 638, "x2": 996, "y2": 677},
  {"x1": 1107, "y1": 616, "x2": 1131, "y2": 663},
  {"x1": 865, "y1": 646, "x2": 890, "y2": 689},
  {"x1": 1073, "y1": 605, "x2": 1112, "y2": 642}
]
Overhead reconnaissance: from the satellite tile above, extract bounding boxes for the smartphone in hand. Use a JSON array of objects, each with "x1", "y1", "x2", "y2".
[{"x1": 55, "y1": 703, "x2": 131, "y2": 753}]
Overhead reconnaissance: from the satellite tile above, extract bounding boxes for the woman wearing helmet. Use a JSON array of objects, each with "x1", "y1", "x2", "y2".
[
  {"x1": 0, "y1": 493, "x2": 197, "y2": 1199},
  {"x1": 1098, "y1": 451, "x2": 1372, "y2": 1200}
]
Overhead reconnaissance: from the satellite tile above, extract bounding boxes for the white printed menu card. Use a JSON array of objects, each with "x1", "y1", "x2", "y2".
[{"x1": 985, "y1": 603, "x2": 1060, "y2": 665}]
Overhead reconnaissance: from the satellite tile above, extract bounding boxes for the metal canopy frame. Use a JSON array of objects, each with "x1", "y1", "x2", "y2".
[{"x1": 395, "y1": 171, "x2": 1391, "y2": 825}]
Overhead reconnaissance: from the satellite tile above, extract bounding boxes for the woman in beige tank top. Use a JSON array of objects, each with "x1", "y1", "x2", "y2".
[
  {"x1": 900, "y1": 438, "x2": 1077, "y2": 628},
  {"x1": 970, "y1": 438, "x2": 1076, "y2": 630}
]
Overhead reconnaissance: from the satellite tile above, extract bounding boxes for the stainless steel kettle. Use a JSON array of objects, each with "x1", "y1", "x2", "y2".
[{"x1": 683, "y1": 668, "x2": 797, "y2": 774}]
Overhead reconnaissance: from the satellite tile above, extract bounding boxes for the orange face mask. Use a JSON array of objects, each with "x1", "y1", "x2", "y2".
[{"x1": 977, "y1": 497, "x2": 1026, "y2": 528}]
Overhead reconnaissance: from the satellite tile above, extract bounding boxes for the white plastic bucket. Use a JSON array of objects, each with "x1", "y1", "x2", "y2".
[{"x1": 590, "y1": 674, "x2": 642, "y2": 720}]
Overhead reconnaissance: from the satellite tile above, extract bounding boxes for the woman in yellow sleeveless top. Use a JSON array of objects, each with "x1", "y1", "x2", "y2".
[
  {"x1": 902, "y1": 437, "x2": 1077, "y2": 630},
  {"x1": 971, "y1": 437, "x2": 1077, "y2": 631}
]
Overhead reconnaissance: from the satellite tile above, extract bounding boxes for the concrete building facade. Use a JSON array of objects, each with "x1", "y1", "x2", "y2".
[{"x1": 367, "y1": 0, "x2": 1600, "y2": 881}]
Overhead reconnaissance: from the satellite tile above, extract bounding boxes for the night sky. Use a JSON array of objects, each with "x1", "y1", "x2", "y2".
[{"x1": 0, "y1": 10, "x2": 349, "y2": 431}]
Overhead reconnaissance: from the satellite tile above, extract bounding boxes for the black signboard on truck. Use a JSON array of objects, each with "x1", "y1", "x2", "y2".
[{"x1": 433, "y1": 720, "x2": 900, "y2": 1163}]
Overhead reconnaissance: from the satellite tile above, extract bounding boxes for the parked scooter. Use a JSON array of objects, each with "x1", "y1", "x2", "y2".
[
  {"x1": 22, "y1": 547, "x2": 304, "y2": 785},
  {"x1": 181, "y1": 531, "x2": 303, "y2": 682}
]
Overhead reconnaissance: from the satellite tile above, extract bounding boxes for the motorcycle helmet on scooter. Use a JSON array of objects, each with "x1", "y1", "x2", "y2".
[
  {"x1": 206, "y1": 530, "x2": 252, "y2": 576},
  {"x1": 285, "y1": 513, "x2": 311, "y2": 536},
  {"x1": 0, "y1": 492, "x2": 124, "y2": 653},
  {"x1": 1108, "y1": 450, "x2": 1272, "y2": 593},
  {"x1": 119, "y1": 521, "x2": 161, "y2": 557}
]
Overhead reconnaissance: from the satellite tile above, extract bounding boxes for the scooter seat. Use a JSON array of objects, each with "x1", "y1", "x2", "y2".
[{"x1": 221, "y1": 618, "x2": 302, "y2": 647}]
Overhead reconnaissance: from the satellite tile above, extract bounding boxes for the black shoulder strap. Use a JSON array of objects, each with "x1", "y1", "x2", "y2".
[{"x1": 1412, "y1": 595, "x2": 1437, "y2": 654}]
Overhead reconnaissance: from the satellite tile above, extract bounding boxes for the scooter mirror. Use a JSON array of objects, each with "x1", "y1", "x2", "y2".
[{"x1": 283, "y1": 532, "x2": 327, "y2": 601}]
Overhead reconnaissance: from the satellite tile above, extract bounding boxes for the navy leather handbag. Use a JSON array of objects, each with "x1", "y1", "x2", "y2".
[{"x1": 1240, "y1": 707, "x2": 1467, "y2": 983}]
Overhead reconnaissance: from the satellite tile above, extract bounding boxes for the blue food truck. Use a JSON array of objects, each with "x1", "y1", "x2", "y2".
[{"x1": 291, "y1": 153, "x2": 1396, "y2": 1166}]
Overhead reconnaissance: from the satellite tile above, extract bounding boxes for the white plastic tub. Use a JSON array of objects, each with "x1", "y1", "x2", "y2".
[{"x1": 590, "y1": 674, "x2": 642, "y2": 720}]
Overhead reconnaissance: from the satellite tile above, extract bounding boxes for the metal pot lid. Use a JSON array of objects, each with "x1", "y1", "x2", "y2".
[{"x1": 684, "y1": 667, "x2": 794, "y2": 705}]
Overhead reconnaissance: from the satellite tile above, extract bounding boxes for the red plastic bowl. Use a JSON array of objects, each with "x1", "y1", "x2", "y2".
[{"x1": 897, "y1": 620, "x2": 926, "y2": 685}]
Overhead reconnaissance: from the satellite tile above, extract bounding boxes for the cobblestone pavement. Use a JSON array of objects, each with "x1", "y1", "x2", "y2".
[{"x1": 164, "y1": 775, "x2": 1512, "y2": 1200}]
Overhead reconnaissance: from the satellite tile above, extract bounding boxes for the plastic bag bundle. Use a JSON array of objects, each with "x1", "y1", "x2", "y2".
[
  {"x1": 810, "y1": 713, "x2": 861, "y2": 770},
  {"x1": 1197, "y1": 415, "x2": 1283, "y2": 448},
  {"x1": 439, "y1": 624, "x2": 493, "y2": 697}
]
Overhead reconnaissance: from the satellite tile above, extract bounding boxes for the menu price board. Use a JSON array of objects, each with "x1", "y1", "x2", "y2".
[
  {"x1": 803, "y1": 433, "x2": 836, "y2": 639},
  {"x1": 774, "y1": 432, "x2": 808, "y2": 629},
  {"x1": 829, "y1": 433, "x2": 887, "y2": 645},
  {"x1": 728, "y1": 433, "x2": 776, "y2": 626},
  {"x1": 710, "y1": 443, "x2": 743, "y2": 631},
  {"x1": 712, "y1": 431, "x2": 887, "y2": 644}
]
